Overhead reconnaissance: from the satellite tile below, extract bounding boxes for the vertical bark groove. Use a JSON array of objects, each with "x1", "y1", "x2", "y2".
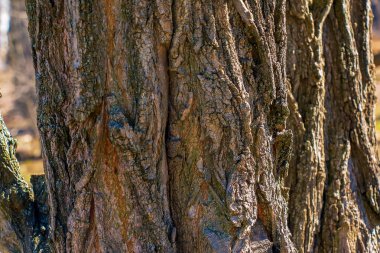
[
  {"x1": 168, "y1": 0, "x2": 295, "y2": 252},
  {"x1": 286, "y1": 0, "x2": 332, "y2": 251},
  {"x1": 287, "y1": 0, "x2": 380, "y2": 252}
]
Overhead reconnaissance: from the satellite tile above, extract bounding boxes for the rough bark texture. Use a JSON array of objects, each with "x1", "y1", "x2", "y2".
[
  {"x1": 0, "y1": 115, "x2": 49, "y2": 252},
  {"x1": 0, "y1": 115, "x2": 32, "y2": 252},
  {"x1": 167, "y1": 1, "x2": 294, "y2": 252},
  {"x1": 286, "y1": 0, "x2": 380, "y2": 252},
  {"x1": 286, "y1": 0, "x2": 332, "y2": 251},
  {"x1": 0, "y1": 0, "x2": 372, "y2": 252},
  {"x1": 322, "y1": 1, "x2": 380, "y2": 251},
  {"x1": 25, "y1": 0, "x2": 294, "y2": 252}
]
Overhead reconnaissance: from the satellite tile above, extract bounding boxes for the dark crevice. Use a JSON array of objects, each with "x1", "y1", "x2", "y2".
[{"x1": 162, "y1": 0, "x2": 177, "y2": 247}]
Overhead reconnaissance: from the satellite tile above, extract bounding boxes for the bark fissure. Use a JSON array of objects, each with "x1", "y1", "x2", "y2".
[
  {"x1": 286, "y1": 0, "x2": 380, "y2": 252},
  {"x1": 286, "y1": 0, "x2": 332, "y2": 251},
  {"x1": 316, "y1": 1, "x2": 380, "y2": 251}
]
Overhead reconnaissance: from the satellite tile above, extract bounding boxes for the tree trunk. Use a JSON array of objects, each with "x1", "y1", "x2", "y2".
[
  {"x1": 3, "y1": 0, "x2": 374, "y2": 252},
  {"x1": 0, "y1": 115, "x2": 49, "y2": 253},
  {"x1": 286, "y1": 0, "x2": 380, "y2": 252},
  {"x1": 0, "y1": 115, "x2": 33, "y2": 253}
]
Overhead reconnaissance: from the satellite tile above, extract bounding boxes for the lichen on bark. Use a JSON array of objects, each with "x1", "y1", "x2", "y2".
[{"x1": 0, "y1": 115, "x2": 49, "y2": 252}]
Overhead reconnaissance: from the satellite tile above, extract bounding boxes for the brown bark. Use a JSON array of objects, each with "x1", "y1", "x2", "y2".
[
  {"x1": 321, "y1": 1, "x2": 379, "y2": 251},
  {"x1": 286, "y1": 0, "x2": 380, "y2": 252},
  {"x1": 286, "y1": 0, "x2": 331, "y2": 250},
  {"x1": 25, "y1": 0, "x2": 294, "y2": 252},
  {"x1": 0, "y1": 0, "x2": 371, "y2": 252},
  {"x1": 168, "y1": 1, "x2": 293, "y2": 251}
]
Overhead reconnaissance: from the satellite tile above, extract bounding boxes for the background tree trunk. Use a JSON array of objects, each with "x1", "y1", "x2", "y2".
[
  {"x1": 14, "y1": 0, "x2": 380, "y2": 252},
  {"x1": 0, "y1": 0, "x2": 10, "y2": 69},
  {"x1": 0, "y1": 115, "x2": 48, "y2": 253},
  {"x1": 372, "y1": 0, "x2": 380, "y2": 35},
  {"x1": 0, "y1": 115, "x2": 33, "y2": 253},
  {"x1": 7, "y1": 0, "x2": 38, "y2": 137}
]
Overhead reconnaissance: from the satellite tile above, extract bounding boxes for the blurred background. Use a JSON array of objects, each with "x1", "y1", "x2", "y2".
[
  {"x1": 372, "y1": 1, "x2": 380, "y2": 145},
  {"x1": 1, "y1": 1, "x2": 380, "y2": 182},
  {"x1": 0, "y1": 0, "x2": 41, "y2": 183}
]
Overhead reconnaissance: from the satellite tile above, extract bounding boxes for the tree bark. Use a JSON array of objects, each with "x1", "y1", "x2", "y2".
[
  {"x1": 0, "y1": 115, "x2": 32, "y2": 253},
  {"x1": 25, "y1": 0, "x2": 293, "y2": 252},
  {"x1": 286, "y1": 0, "x2": 380, "y2": 252},
  {"x1": 0, "y1": 115, "x2": 49, "y2": 253},
  {"x1": 0, "y1": 0, "x2": 371, "y2": 252}
]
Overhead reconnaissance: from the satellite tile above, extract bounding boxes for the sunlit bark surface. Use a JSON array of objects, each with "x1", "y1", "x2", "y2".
[
  {"x1": 286, "y1": 0, "x2": 380, "y2": 252},
  {"x1": 0, "y1": 0, "x2": 377, "y2": 252}
]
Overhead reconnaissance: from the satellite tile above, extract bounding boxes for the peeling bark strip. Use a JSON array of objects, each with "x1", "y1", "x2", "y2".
[{"x1": 17, "y1": 0, "x2": 380, "y2": 252}]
